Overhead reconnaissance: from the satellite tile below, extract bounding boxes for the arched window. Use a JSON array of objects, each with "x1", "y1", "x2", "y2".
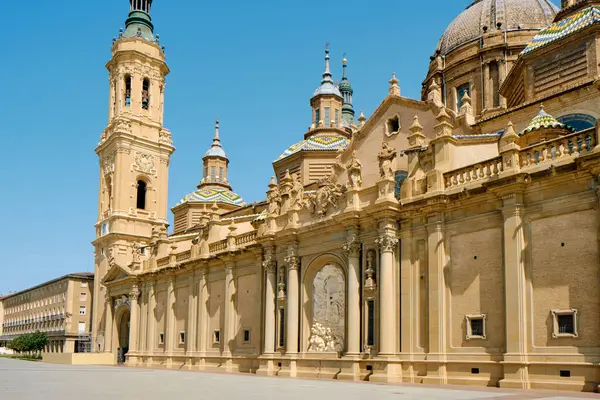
[
  {"x1": 124, "y1": 75, "x2": 132, "y2": 107},
  {"x1": 142, "y1": 78, "x2": 150, "y2": 110},
  {"x1": 557, "y1": 114, "x2": 597, "y2": 132},
  {"x1": 136, "y1": 180, "x2": 147, "y2": 210},
  {"x1": 489, "y1": 61, "x2": 500, "y2": 108}
]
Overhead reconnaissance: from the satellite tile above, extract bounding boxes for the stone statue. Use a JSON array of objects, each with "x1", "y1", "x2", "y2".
[
  {"x1": 267, "y1": 187, "x2": 282, "y2": 216},
  {"x1": 306, "y1": 176, "x2": 346, "y2": 217},
  {"x1": 132, "y1": 243, "x2": 143, "y2": 263},
  {"x1": 378, "y1": 142, "x2": 397, "y2": 179},
  {"x1": 346, "y1": 150, "x2": 363, "y2": 189},
  {"x1": 290, "y1": 175, "x2": 304, "y2": 209},
  {"x1": 308, "y1": 322, "x2": 342, "y2": 352}
]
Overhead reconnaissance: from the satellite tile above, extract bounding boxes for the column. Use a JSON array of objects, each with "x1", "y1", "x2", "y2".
[
  {"x1": 425, "y1": 212, "x2": 448, "y2": 383},
  {"x1": 285, "y1": 251, "x2": 300, "y2": 355},
  {"x1": 483, "y1": 63, "x2": 490, "y2": 110},
  {"x1": 376, "y1": 221, "x2": 399, "y2": 355},
  {"x1": 139, "y1": 286, "x2": 147, "y2": 353},
  {"x1": 500, "y1": 192, "x2": 530, "y2": 388},
  {"x1": 128, "y1": 285, "x2": 140, "y2": 354},
  {"x1": 104, "y1": 296, "x2": 113, "y2": 353},
  {"x1": 263, "y1": 249, "x2": 277, "y2": 354},
  {"x1": 196, "y1": 267, "x2": 207, "y2": 354},
  {"x1": 499, "y1": 60, "x2": 507, "y2": 108},
  {"x1": 186, "y1": 272, "x2": 197, "y2": 356},
  {"x1": 223, "y1": 262, "x2": 235, "y2": 356},
  {"x1": 165, "y1": 276, "x2": 175, "y2": 356},
  {"x1": 147, "y1": 282, "x2": 156, "y2": 354},
  {"x1": 344, "y1": 228, "x2": 362, "y2": 355}
]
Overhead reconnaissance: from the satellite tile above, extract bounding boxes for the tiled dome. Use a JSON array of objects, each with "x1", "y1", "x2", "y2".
[
  {"x1": 437, "y1": 0, "x2": 558, "y2": 56},
  {"x1": 277, "y1": 134, "x2": 350, "y2": 161},
  {"x1": 176, "y1": 188, "x2": 245, "y2": 207}
]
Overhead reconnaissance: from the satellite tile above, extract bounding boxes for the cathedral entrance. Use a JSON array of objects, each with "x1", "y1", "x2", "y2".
[{"x1": 116, "y1": 309, "x2": 130, "y2": 364}]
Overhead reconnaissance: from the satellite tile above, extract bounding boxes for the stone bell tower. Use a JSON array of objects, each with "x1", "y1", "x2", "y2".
[{"x1": 92, "y1": 0, "x2": 174, "y2": 348}]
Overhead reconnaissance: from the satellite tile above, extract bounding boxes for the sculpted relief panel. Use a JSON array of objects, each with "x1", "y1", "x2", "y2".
[{"x1": 309, "y1": 264, "x2": 345, "y2": 352}]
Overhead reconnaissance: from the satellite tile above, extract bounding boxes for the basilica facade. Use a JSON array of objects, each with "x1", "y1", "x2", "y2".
[{"x1": 92, "y1": 0, "x2": 600, "y2": 391}]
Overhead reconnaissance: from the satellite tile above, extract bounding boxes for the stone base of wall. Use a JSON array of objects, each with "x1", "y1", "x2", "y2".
[{"x1": 43, "y1": 352, "x2": 115, "y2": 365}]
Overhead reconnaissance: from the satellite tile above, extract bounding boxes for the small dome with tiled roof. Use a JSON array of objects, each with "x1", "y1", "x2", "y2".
[
  {"x1": 520, "y1": 105, "x2": 575, "y2": 136},
  {"x1": 277, "y1": 134, "x2": 350, "y2": 161},
  {"x1": 176, "y1": 188, "x2": 245, "y2": 207},
  {"x1": 437, "y1": 0, "x2": 558, "y2": 56}
]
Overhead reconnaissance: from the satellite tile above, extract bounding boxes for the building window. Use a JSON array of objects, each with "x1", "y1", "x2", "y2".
[
  {"x1": 557, "y1": 114, "x2": 597, "y2": 132},
  {"x1": 124, "y1": 75, "x2": 132, "y2": 107},
  {"x1": 80, "y1": 282, "x2": 88, "y2": 288},
  {"x1": 334, "y1": 109, "x2": 339, "y2": 127},
  {"x1": 489, "y1": 61, "x2": 500, "y2": 108},
  {"x1": 79, "y1": 306, "x2": 86, "y2": 316},
  {"x1": 210, "y1": 166, "x2": 216, "y2": 183},
  {"x1": 466, "y1": 314, "x2": 486, "y2": 340},
  {"x1": 136, "y1": 180, "x2": 147, "y2": 210},
  {"x1": 394, "y1": 170, "x2": 408, "y2": 199},
  {"x1": 142, "y1": 78, "x2": 150, "y2": 110},
  {"x1": 78, "y1": 322, "x2": 86, "y2": 335},
  {"x1": 278, "y1": 309, "x2": 285, "y2": 349},
  {"x1": 552, "y1": 309, "x2": 578, "y2": 338},
  {"x1": 243, "y1": 329, "x2": 251, "y2": 344},
  {"x1": 456, "y1": 83, "x2": 470, "y2": 110},
  {"x1": 386, "y1": 116, "x2": 400, "y2": 136},
  {"x1": 158, "y1": 332, "x2": 165, "y2": 345},
  {"x1": 315, "y1": 109, "x2": 321, "y2": 126},
  {"x1": 367, "y1": 300, "x2": 375, "y2": 347},
  {"x1": 179, "y1": 332, "x2": 186, "y2": 344},
  {"x1": 219, "y1": 167, "x2": 223, "y2": 183},
  {"x1": 80, "y1": 293, "x2": 87, "y2": 301},
  {"x1": 324, "y1": 107, "x2": 331, "y2": 127},
  {"x1": 213, "y1": 329, "x2": 221, "y2": 345}
]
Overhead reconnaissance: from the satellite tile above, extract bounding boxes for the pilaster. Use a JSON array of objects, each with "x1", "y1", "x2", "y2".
[
  {"x1": 104, "y1": 295, "x2": 113, "y2": 354},
  {"x1": 165, "y1": 276, "x2": 175, "y2": 367}
]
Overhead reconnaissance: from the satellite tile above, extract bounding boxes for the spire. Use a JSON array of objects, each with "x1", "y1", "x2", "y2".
[
  {"x1": 312, "y1": 44, "x2": 342, "y2": 99},
  {"x1": 339, "y1": 55, "x2": 355, "y2": 125},
  {"x1": 122, "y1": 0, "x2": 156, "y2": 42},
  {"x1": 205, "y1": 120, "x2": 226, "y2": 158}
]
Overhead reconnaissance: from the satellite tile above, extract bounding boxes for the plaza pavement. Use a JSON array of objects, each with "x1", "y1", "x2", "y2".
[{"x1": 0, "y1": 358, "x2": 598, "y2": 400}]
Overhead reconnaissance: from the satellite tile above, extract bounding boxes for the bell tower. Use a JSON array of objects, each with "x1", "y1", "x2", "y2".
[{"x1": 92, "y1": 0, "x2": 174, "y2": 348}]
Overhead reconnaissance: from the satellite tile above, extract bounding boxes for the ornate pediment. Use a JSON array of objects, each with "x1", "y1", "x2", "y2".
[{"x1": 101, "y1": 264, "x2": 132, "y2": 285}]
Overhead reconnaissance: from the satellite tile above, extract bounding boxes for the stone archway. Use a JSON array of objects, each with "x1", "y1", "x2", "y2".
[{"x1": 116, "y1": 309, "x2": 130, "y2": 364}]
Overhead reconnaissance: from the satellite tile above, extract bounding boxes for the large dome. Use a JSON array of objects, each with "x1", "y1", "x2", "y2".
[{"x1": 437, "y1": 0, "x2": 559, "y2": 56}]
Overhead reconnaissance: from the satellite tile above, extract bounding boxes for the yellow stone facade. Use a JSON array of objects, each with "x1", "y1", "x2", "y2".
[
  {"x1": 0, "y1": 273, "x2": 94, "y2": 353},
  {"x1": 93, "y1": 0, "x2": 600, "y2": 392}
]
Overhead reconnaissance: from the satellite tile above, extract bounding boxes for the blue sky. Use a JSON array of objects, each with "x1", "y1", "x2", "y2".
[{"x1": 0, "y1": 0, "x2": 560, "y2": 294}]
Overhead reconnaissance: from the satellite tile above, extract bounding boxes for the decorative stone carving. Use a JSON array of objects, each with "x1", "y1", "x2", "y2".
[
  {"x1": 113, "y1": 117, "x2": 132, "y2": 134},
  {"x1": 101, "y1": 153, "x2": 115, "y2": 176},
  {"x1": 305, "y1": 176, "x2": 346, "y2": 217},
  {"x1": 378, "y1": 142, "x2": 397, "y2": 179},
  {"x1": 364, "y1": 250, "x2": 377, "y2": 298},
  {"x1": 343, "y1": 236, "x2": 361, "y2": 258},
  {"x1": 114, "y1": 295, "x2": 131, "y2": 310},
  {"x1": 346, "y1": 151, "x2": 363, "y2": 189},
  {"x1": 277, "y1": 267, "x2": 287, "y2": 307},
  {"x1": 310, "y1": 264, "x2": 345, "y2": 352},
  {"x1": 134, "y1": 152, "x2": 155, "y2": 174},
  {"x1": 132, "y1": 243, "x2": 143, "y2": 263},
  {"x1": 284, "y1": 247, "x2": 299, "y2": 271},
  {"x1": 375, "y1": 233, "x2": 399, "y2": 253},
  {"x1": 159, "y1": 129, "x2": 173, "y2": 146},
  {"x1": 290, "y1": 174, "x2": 305, "y2": 210},
  {"x1": 262, "y1": 247, "x2": 276, "y2": 274}
]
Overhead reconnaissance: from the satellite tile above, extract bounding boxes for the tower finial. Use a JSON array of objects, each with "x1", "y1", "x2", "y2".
[
  {"x1": 322, "y1": 43, "x2": 333, "y2": 84},
  {"x1": 122, "y1": 0, "x2": 155, "y2": 42},
  {"x1": 214, "y1": 119, "x2": 220, "y2": 141}
]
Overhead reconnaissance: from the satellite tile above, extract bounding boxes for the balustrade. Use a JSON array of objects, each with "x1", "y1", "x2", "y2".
[
  {"x1": 520, "y1": 130, "x2": 595, "y2": 168},
  {"x1": 444, "y1": 157, "x2": 503, "y2": 189}
]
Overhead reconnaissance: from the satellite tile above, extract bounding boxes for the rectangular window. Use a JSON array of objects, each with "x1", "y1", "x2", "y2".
[
  {"x1": 334, "y1": 109, "x2": 339, "y2": 127},
  {"x1": 324, "y1": 107, "x2": 331, "y2": 127},
  {"x1": 243, "y1": 329, "x2": 251, "y2": 344},
  {"x1": 158, "y1": 333, "x2": 165, "y2": 345},
  {"x1": 456, "y1": 83, "x2": 471, "y2": 110},
  {"x1": 80, "y1": 293, "x2": 87, "y2": 301},
  {"x1": 78, "y1": 322, "x2": 86, "y2": 335},
  {"x1": 179, "y1": 332, "x2": 186, "y2": 344},
  {"x1": 80, "y1": 282, "x2": 88, "y2": 288},
  {"x1": 552, "y1": 309, "x2": 578, "y2": 338},
  {"x1": 367, "y1": 300, "x2": 375, "y2": 346},
  {"x1": 466, "y1": 314, "x2": 486, "y2": 339},
  {"x1": 219, "y1": 167, "x2": 223, "y2": 183},
  {"x1": 79, "y1": 306, "x2": 86, "y2": 316},
  {"x1": 394, "y1": 170, "x2": 408, "y2": 199},
  {"x1": 315, "y1": 109, "x2": 320, "y2": 125},
  {"x1": 210, "y1": 166, "x2": 216, "y2": 183},
  {"x1": 213, "y1": 330, "x2": 221, "y2": 344},
  {"x1": 278, "y1": 309, "x2": 285, "y2": 348}
]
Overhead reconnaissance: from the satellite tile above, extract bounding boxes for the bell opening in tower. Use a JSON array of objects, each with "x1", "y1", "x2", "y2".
[{"x1": 130, "y1": 0, "x2": 151, "y2": 14}]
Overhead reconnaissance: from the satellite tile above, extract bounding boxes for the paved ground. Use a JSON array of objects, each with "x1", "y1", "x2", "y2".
[{"x1": 0, "y1": 358, "x2": 598, "y2": 400}]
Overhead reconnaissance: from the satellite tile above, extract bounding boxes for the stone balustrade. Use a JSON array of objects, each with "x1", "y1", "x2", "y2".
[
  {"x1": 444, "y1": 157, "x2": 503, "y2": 189},
  {"x1": 235, "y1": 231, "x2": 257, "y2": 247},
  {"x1": 208, "y1": 239, "x2": 228, "y2": 254},
  {"x1": 156, "y1": 257, "x2": 169, "y2": 268},
  {"x1": 175, "y1": 250, "x2": 191, "y2": 263},
  {"x1": 520, "y1": 130, "x2": 595, "y2": 168}
]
